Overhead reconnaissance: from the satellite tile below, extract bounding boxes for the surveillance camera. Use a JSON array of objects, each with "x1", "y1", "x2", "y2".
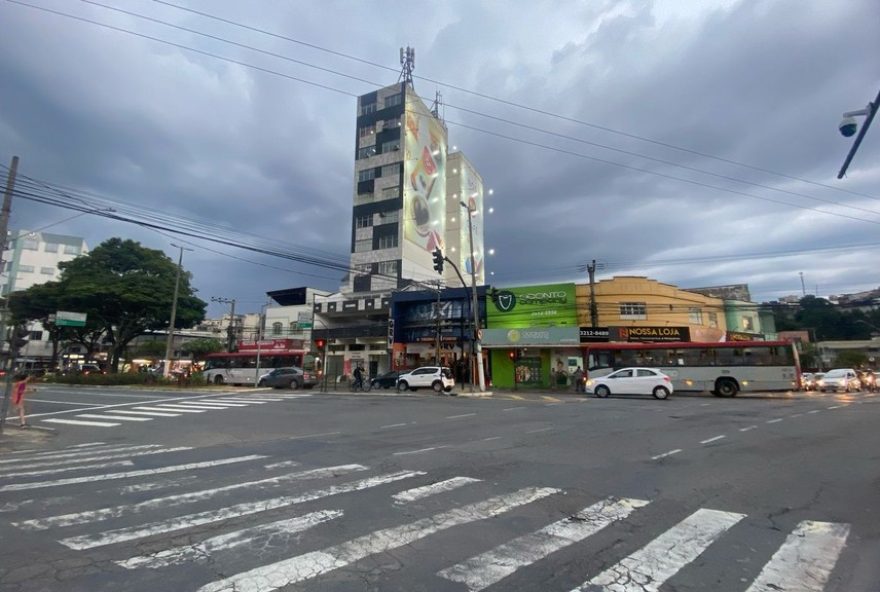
[{"x1": 839, "y1": 116, "x2": 858, "y2": 138}]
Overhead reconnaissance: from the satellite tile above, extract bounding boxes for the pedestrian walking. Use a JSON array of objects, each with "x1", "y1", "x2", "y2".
[
  {"x1": 572, "y1": 366, "x2": 585, "y2": 393},
  {"x1": 11, "y1": 373, "x2": 34, "y2": 428}
]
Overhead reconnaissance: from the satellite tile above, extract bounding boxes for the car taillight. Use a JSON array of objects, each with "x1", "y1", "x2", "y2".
[{"x1": 663, "y1": 376, "x2": 671, "y2": 382}]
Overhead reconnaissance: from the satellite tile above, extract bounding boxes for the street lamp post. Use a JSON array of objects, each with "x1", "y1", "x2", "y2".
[
  {"x1": 837, "y1": 88, "x2": 880, "y2": 179},
  {"x1": 163, "y1": 243, "x2": 193, "y2": 378},
  {"x1": 460, "y1": 200, "x2": 486, "y2": 392}
]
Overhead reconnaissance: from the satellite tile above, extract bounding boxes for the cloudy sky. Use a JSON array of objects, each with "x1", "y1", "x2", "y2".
[{"x1": 1, "y1": 0, "x2": 877, "y2": 315}]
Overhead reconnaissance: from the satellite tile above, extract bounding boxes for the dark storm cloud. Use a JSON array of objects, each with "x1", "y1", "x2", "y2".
[{"x1": 0, "y1": 0, "x2": 876, "y2": 314}]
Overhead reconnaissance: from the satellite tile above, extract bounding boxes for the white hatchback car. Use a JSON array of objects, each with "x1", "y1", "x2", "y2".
[
  {"x1": 818, "y1": 368, "x2": 860, "y2": 392},
  {"x1": 586, "y1": 367, "x2": 674, "y2": 400},
  {"x1": 397, "y1": 366, "x2": 455, "y2": 393}
]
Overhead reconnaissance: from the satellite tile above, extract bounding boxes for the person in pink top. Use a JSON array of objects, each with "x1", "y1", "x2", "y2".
[{"x1": 11, "y1": 373, "x2": 33, "y2": 428}]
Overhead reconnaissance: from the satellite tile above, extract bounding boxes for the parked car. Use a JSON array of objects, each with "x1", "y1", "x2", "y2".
[
  {"x1": 370, "y1": 371, "x2": 400, "y2": 390},
  {"x1": 585, "y1": 367, "x2": 673, "y2": 400},
  {"x1": 817, "y1": 368, "x2": 861, "y2": 392},
  {"x1": 397, "y1": 366, "x2": 455, "y2": 393},
  {"x1": 258, "y1": 367, "x2": 317, "y2": 390}
]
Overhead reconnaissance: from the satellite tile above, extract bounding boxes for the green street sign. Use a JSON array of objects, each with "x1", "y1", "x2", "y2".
[{"x1": 56, "y1": 311, "x2": 87, "y2": 328}]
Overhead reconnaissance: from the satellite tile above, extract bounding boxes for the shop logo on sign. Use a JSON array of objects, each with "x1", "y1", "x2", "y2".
[
  {"x1": 495, "y1": 290, "x2": 517, "y2": 312},
  {"x1": 507, "y1": 329, "x2": 521, "y2": 343}
]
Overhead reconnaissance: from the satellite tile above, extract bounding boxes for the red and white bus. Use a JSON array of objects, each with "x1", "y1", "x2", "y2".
[
  {"x1": 583, "y1": 340, "x2": 800, "y2": 396},
  {"x1": 202, "y1": 340, "x2": 319, "y2": 386}
]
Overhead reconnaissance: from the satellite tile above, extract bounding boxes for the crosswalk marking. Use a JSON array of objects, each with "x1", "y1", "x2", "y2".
[
  {"x1": 196, "y1": 487, "x2": 560, "y2": 592},
  {"x1": 138, "y1": 405, "x2": 205, "y2": 413},
  {"x1": 0, "y1": 460, "x2": 134, "y2": 479},
  {"x1": 18, "y1": 464, "x2": 368, "y2": 530},
  {"x1": 392, "y1": 476, "x2": 481, "y2": 503},
  {"x1": 263, "y1": 460, "x2": 301, "y2": 470},
  {"x1": 574, "y1": 508, "x2": 745, "y2": 592},
  {"x1": 0, "y1": 447, "x2": 193, "y2": 472},
  {"x1": 0, "y1": 454, "x2": 266, "y2": 493},
  {"x1": 41, "y1": 418, "x2": 121, "y2": 427},
  {"x1": 111, "y1": 410, "x2": 180, "y2": 417},
  {"x1": 116, "y1": 509, "x2": 343, "y2": 570},
  {"x1": 59, "y1": 470, "x2": 423, "y2": 550},
  {"x1": 186, "y1": 401, "x2": 249, "y2": 407},
  {"x1": 745, "y1": 520, "x2": 850, "y2": 592},
  {"x1": 438, "y1": 497, "x2": 650, "y2": 592},
  {"x1": 75, "y1": 413, "x2": 153, "y2": 422},
  {"x1": 162, "y1": 403, "x2": 236, "y2": 410},
  {"x1": 0, "y1": 444, "x2": 162, "y2": 466},
  {"x1": 202, "y1": 399, "x2": 265, "y2": 405}
]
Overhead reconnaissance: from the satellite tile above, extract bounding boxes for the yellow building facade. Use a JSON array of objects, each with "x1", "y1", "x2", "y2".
[{"x1": 576, "y1": 276, "x2": 727, "y2": 342}]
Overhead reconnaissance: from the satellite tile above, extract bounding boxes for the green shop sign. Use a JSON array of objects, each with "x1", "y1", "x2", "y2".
[
  {"x1": 487, "y1": 282, "x2": 577, "y2": 328},
  {"x1": 483, "y1": 327, "x2": 580, "y2": 346}
]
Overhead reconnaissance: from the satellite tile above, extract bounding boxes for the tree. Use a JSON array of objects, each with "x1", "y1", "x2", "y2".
[
  {"x1": 835, "y1": 350, "x2": 868, "y2": 368},
  {"x1": 130, "y1": 340, "x2": 167, "y2": 360},
  {"x1": 12, "y1": 238, "x2": 206, "y2": 372},
  {"x1": 7, "y1": 282, "x2": 81, "y2": 368},
  {"x1": 182, "y1": 338, "x2": 224, "y2": 362}
]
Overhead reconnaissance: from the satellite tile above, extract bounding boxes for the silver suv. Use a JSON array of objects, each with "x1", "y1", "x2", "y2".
[{"x1": 397, "y1": 366, "x2": 455, "y2": 393}]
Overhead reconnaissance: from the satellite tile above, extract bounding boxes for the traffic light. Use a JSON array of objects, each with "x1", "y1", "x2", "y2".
[
  {"x1": 9, "y1": 325, "x2": 28, "y2": 354},
  {"x1": 315, "y1": 338, "x2": 326, "y2": 351},
  {"x1": 432, "y1": 248, "x2": 444, "y2": 274}
]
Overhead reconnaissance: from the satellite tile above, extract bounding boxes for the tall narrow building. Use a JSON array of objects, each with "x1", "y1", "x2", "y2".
[{"x1": 348, "y1": 81, "x2": 483, "y2": 293}]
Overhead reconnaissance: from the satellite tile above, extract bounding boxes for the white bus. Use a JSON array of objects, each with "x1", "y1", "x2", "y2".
[
  {"x1": 202, "y1": 350, "x2": 319, "y2": 386},
  {"x1": 584, "y1": 340, "x2": 801, "y2": 396}
]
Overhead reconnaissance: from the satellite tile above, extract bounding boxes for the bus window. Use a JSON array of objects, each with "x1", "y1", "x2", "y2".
[{"x1": 588, "y1": 351, "x2": 614, "y2": 370}]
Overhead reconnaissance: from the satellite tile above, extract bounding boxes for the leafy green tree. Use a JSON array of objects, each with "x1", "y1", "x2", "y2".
[
  {"x1": 12, "y1": 238, "x2": 206, "y2": 372},
  {"x1": 130, "y1": 340, "x2": 167, "y2": 359},
  {"x1": 182, "y1": 338, "x2": 224, "y2": 361},
  {"x1": 835, "y1": 350, "x2": 868, "y2": 368}
]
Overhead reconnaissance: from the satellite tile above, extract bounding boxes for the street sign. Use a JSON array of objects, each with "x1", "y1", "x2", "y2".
[{"x1": 55, "y1": 311, "x2": 87, "y2": 327}]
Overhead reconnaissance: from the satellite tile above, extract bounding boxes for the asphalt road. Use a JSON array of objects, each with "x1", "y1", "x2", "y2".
[{"x1": 0, "y1": 385, "x2": 877, "y2": 591}]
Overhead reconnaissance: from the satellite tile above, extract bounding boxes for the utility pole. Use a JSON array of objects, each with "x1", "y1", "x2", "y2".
[
  {"x1": 799, "y1": 272, "x2": 806, "y2": 297},
  {"x1": 461, "y1": 201, "x2": 486, "y2": 391},
  {"x1": 434, "y1": 281, "x2": 442, "y2": 366},
  {"x1": 587, "y1": 259, "x2": 600, "y2": 327},
  {"x1": 0, "y1": 156, "x2": 19, "y2": 369},
  {"x1": 212, "y1": 296, "x2": 237, "y2": 352},
  {"x1": 163, "y1": 244, "x2": 193, "y2": 378}
]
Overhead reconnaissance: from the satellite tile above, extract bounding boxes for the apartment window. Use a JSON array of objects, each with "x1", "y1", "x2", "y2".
[
  {"x1": 40, "y1": 267, "x2": 54, "y2": 275},
  {"x1": 355, "y1": 215, "x2": 373, "y2": 229},
  {"x1": 742, "y1": 316, "x2": 755, "y2": 331},
  {"x1": 272, "y1": 322, "x2": 283, "y2": 336},
  {"x1": 354, "y1": 238, "x2": 372, "y2": 253},
  {"x1": 377, "y1": 260, "x2": 398, "y2": 277},
  {"x1": 384, "y1": 93, "x2": 402, "y2": 107},
  {"x1": 377, "y1": 234, "x2": 398, "y2": 250},
  {"x1": 383, "y1": 118, "x2": 401, "y2": 129},
  {"x1": 358, "y1": 168, "x2": 376, "y2": 182},
  {"x1": 381, "y1": 163, "x2": 401, "y2": 178},
  {"x1": 708, "y1": 312, "x2": 718, "y2": 328},
  {"x1": 377, "y1": 210, "x2": 399, "y2": 223},
  {"x1": 358, "y1": 125, "x2": 374, "y2": 137},
  {"x1": 688, "y1": 307, "x2": 703, "y2": 325},
  {"x1": 22, "y1": 238, "x2": 39, "y2": 250},
  {"x1": 353, "y1": 263, "x2": 371, "y2": 275},
  {"x1": 619, "y1": 302, "x2": 647, "y2": 320},
  {"x1": 44, "y1": 242, "x2": 59, "y2": 253},
  {"x1": 381, "y1": 140, "x2": 401, "y2": 153},
  {"x1": 289, "y1": 322, "x2": 297, "y2": 334},
  {"x1": 359, "y1": 102, "x2": 377, "y2": 115},
  {"x1": 382, "y1": 186, "x2": 400, "y2": 200},
  {"x1": 18, "y1": 265, "x2": 34, "y2": 273},
  {"x1": 63, "y1": 244, "x2": 81, "y2": 255},
  {"x1": 28, "y1": 331, "x2": 43, "y2": 341},
  {"x1": 357, "y1": 145, "x2": 377, "y2": 159}
]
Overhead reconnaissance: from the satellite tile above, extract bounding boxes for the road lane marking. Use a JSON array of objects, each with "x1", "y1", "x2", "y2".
[
  {"x1": 526, "y1": 427, "x2": 554, "y2": 434},
  {"x1": 393, "y1": 446, "x2": 448, "y2": 456},
  {"x1": 23, "y1": 391, "x2": 276, "y2": 419},
  {"x1": 503, "y1": 406, "x2": 526, "y2": 412},
  {"x1": 766, "y1": 418, "x2": 783, "y2": 424},
  {"x1": 789, "y1": 413, "x2": 803, "y2": 417},
  {"x1": 739, "y1": 425, "x2": 758, "y2": 432},
  {"x1": 700, "y1": 403, "x2": 711, "y2": 406},
  {"x1": 446, "y1": 413, "x2": 476, "y2": 419},
  {"x1": 380, "y1": 423, "x2": 408, "y2": 429},
  {"x1": 195, "y1": 487, "x2": 560, "y2": 592},
  {"x1": 288, "y1": 431, "x2": 341, "y2": 440},
  {"x1": 140, "y1": 406, "x2": 205, "y2": 413},
  {"x1": 544, "y1": 403, "x2": 562, "y2": 406},
  {"x1": 75, "y1": 414, "x2": 152, "y2": 422},
  {"x1": 481, "y1": 436, "x2": 502, "y2": 442},
  {"x1": 507, "y1": 394, "x2": 525, "y2": 400},
  {"x1": 541, "y1": 396, "x2": 561, "y2": 402},
  {"x1": 161, "y1": 403, "x2": 234, "y2": 410},
  {"x1": 0, "y1": 454, "x2": 266, "y2": 493},
  {"x1": 207, "y1": 398, "x2": 268, "y2": 404},
  {"x1": 807, "y1": 409, "x2": 822, "y2": 414},
  {"x1": 574, "y1": 508, "x2": 745, "y2": 592},
  {"x1": 119, "y1": 475, "x2": 199, "y2": 494},
  {"x1": 0, "y1": 447, "x2": 191, "y2": 470},
  {"x1": 827, "y1": 405, "x2": 842, "y2": 409},
  {"x1": 438, "y1": 497, "x2": 649, "y2": 591},
  {"x1": 27, "y1": 399, "x2": 105, "y2": 406},
  {"x1": 700, "y1": 435, "x2": 726, "y2": 445},
  {"x1": 651, "y1": 449, "x2": 682, "y2": 460},
  {"x1": 58, "y1": 471, "x2": 423, "y2": 550},
  {"x1": 745, "y1": 521, "x2": 850, "y2": 592},
  {"x1": 0, "y1": 444, "x2": 162, "y2": 466},
  {"x1": 263, "y1": 460, "x2": 300, "y2": 470},
  {"x1": 17, "y1": 464, "x2": 366, "y2": 530},
  {"x1": 111, "y1": 410, "x2": 180, "y2": 417},
  {"x1": 116, "y1": 510, "x2": 343, "y2": 570},
  {"x1": 0, "y1": 460, "x2": 134, "y2": 479},
  {"x1": 392, "y1": 477, "x2": 481, "y2": 503},
  {"x1": 41, "y1": 418, "x2": 120, "y2": 428},
  {"x1": 176, "y1": 401, "x2": 249, "y2": 408}
]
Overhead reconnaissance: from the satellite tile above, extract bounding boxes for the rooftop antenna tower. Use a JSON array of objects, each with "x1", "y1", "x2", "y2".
[{"x1": 399, "y1": 46, "x2": 415, "y2": 88}]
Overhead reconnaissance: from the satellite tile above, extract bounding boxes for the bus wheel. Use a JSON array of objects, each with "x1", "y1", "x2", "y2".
[
  {"x1": 715, "y1": 378, "x2": 738, "y2": 397},
  {"x1": 213, "y1": 375, "x2": 225, "y2": 385},
  {"x1": 652, "y1": 386, "x2": 670, "y2": 400}
]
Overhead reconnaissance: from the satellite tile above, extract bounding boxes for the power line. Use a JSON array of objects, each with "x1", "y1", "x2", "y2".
[
  {"x1": 9, "y1": 0, "x2": 880, "y2": 231},
  {"x1": 148, "y1": 0, "x2": 879, "y2": 202}
]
